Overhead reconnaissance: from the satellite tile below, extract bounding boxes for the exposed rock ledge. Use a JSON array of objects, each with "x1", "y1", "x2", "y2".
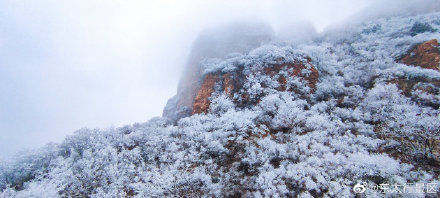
[
  {"x1": 192, "y1": 58, "x2": 319, "y2": 114},
  {"x1": 400, "y1": 39, "x2": 440, "y2": 71},
  {"x1": 393, "y1": 39, "x2": 440, "y2": 108}
]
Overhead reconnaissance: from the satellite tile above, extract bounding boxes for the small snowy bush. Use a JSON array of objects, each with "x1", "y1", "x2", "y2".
[{"x1": 2, "y1": 10, "x2": 440, "y2": 198}]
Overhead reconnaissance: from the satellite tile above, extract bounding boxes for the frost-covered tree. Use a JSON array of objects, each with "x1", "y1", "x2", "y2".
[{"x1": 2, "y1": 10, "x2": 440, "y2": 198}]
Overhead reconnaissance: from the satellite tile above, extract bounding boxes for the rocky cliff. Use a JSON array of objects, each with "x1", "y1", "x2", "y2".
[
  {"x1": 2, "y1": 11, "x2": 440, "y2": 198},
  {"x1": 393, "y1": 39, "x2": 440, "y2": 108},
  {"x1": 192, "y1": 57, "x2": 319, "y2": 114},
  {"x1": 163, "y1": 22, "x2": 273, "y2": 121}
]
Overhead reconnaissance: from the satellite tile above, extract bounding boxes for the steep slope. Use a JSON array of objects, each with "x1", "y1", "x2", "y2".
[
  {"x1": 163, "y1": 22, "x2": 273, "y2": 121},
  {"x1": 1, "y1": 12, "x2": 440, "y2": 197}
]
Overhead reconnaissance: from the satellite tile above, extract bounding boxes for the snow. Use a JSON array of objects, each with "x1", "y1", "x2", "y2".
[{"x1": 2, "y1": 11, "x2": 440, "y2": 197}]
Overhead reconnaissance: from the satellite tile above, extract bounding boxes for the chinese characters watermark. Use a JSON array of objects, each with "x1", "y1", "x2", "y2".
[{"x1": 353, "y1": 182, "x2": 438, "y2": 194}]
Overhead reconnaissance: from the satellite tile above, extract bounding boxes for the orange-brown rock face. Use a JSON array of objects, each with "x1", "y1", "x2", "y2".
[
  {"x1": 400, "y1": 39, "x2": 440, "y2": 71},
  {"x1": 192, "y1": 73, "x2": 240, "y2": 114},
  {"x1": 223, "y1": 73, "x2": 235, "y2": 97},
  {"x1": 263, "y1": 59, "x2": 319, "y2": 92},
  {"x1": 192, "y1": 74, "x2": 219, "y2": 114},
  {"x1": 163, "y1": 23, "x2": 273, "y2": 121},
  {"x1": 390, "y1": 39, "x2": 440, "y2": 108},
  {"x1": 191, "y1": 59, "x2": 319, "y2": 115}
]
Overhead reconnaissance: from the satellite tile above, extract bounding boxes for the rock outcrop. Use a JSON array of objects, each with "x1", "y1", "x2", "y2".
[
  {"x1": 400, "y1": 39, "x2": 440, "y2": 71},
  {"x1": 192, "y1": 74, "x2": 219, "y2": 114},
  {"x1": 191, "y1": 58, "x2": 319, "y2": 115},
  {"x1": 262, "y1": 58, "x2": 319, "y2": 92},
  {"x1": 393, "y1": 39, "x2": 440, "y2": 108},
  {"x1": 5, "y1": 11, "x2": 440, "y2": 198},
  {"x1": 163, "y1": 22, "x2": 273, "y2": 121}
]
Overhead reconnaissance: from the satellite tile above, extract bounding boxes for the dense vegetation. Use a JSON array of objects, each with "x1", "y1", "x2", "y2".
[{"x1": 1, "y1": 11, "x2": 440, "y2": 197}]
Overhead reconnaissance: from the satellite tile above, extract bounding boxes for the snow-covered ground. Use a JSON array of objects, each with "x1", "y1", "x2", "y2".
[{"x1": 1, "y1": 11, "x2": 440, "y2": 197}]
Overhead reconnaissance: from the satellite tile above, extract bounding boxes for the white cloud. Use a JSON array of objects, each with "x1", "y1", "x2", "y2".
[{"x1": 0, "y1": 0, "x2": 392, "y2": 160}]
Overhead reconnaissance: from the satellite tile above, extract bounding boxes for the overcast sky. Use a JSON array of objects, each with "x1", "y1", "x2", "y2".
[{"x1": 2, "y1": 0, "x2": 431, "y2": 160}]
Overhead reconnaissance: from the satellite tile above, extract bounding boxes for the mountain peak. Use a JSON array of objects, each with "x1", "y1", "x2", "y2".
[
  {"x1": 163, "y1": 22, "x2": 273, "y2": 121},
  {"x1": 2, "y1": 11, "x2": 440, "y2": 198}
]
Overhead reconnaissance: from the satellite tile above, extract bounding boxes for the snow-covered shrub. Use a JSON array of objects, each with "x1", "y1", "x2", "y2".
[
  {"x1": 410, "y1": 21, "x2": 437, "y2": 36},
  {"x1": 2, "y1": 10, "x2": 440, "y2": 197}
]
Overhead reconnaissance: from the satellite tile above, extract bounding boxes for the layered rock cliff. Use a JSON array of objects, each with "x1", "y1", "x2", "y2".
[
  {"x1": 191, "y1": 58, "x2": 319, "y2": 114},
  {"x1": 392, "y1": 39, "x2": 440, "y2": 108},
  {"x1": 163, "y1": 22, "x2": 273, "y2": 121},
  {"x1": 2, "y1": 11, "x2": 440, "y2": 198}
]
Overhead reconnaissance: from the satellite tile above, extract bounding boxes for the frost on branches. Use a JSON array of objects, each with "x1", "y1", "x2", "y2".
[{"x1": 2, "y1": 11, "x2": 440, "y2": 198}]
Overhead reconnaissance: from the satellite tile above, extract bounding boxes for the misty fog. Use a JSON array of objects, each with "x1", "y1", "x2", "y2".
[{"x1": 1, "y1": 0, "x2": 439, "y2": 160}]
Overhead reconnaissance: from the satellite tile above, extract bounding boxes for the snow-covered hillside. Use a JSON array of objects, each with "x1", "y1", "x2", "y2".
[{"x1": 1, "y1": 12, "x2": 440, "y2": 197}]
